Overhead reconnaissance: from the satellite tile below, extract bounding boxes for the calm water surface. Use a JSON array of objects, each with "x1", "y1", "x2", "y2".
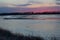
[{"x1": 0, "y1": 15, "x2": 60, "y2": 39}]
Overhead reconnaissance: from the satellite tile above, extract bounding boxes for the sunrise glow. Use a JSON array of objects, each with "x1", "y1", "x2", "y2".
[{"x1": 0, "y1": 0, "x2": 60, "y2": 12}]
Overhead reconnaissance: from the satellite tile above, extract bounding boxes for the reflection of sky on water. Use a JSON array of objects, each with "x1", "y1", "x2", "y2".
[{"x1": 0, "y1": 15, "x2": 60, "y2": 39}]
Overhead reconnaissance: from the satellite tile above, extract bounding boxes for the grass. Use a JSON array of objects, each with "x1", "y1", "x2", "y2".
[{"x1": 0, "y1": 28, "x2": 44, "y2": 40}]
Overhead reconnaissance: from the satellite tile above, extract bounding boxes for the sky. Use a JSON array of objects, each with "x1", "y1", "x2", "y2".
[{"x1": 0, "y1": 0, "x2": 60, "y2": 13}]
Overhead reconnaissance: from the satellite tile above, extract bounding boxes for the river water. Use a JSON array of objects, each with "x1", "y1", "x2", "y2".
[{"x1": 0, "y1": 15, "x2": 60, "y2": 40}]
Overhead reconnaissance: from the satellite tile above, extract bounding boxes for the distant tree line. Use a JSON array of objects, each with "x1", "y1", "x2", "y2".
[{"x1": 0, "y1": 12, "x2": 60, "y2": 16}]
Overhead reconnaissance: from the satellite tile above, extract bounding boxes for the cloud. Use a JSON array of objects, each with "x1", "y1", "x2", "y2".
[
  {"x1": 0, "y1": 7, "x2": 18, "y2": 13},
  {"x1": 30, "y1": 0, "x2": 55, "y2": 4},
  {"x1": 0, "y1": 0, "x2": 31, "y2": 7},
  {"x1": 26, "y1": 4, "x2": 56, "y2": 8},
  {"x1": 55, "y1": 0, "x2": 60, "y2": 5},
  {"x1": 1, "y1": 0, "x2": 28, "y2": 5},
  {"x1": 0, "y1": 0, "x2": 56, "y2": 7},
  {"x1": 0, "y1": 6, "x2": 60, "y2": 13},
  {"x1": 16, "y1": 4, "x2": 32, "y2": 6},
  {"x1": 56, "y1": 3, "x2": 60, "y2": 5},
  {"x1": 0, "y1": 0, "x2": 60, "y2": 13},
  {"x1": 0, "y1": 3, "x2": 17, "y2": 7},
  {"x1": 16, "y1": 6, "x2": 60, "y2": 12},
  {"x1": 0, "y1": 3, "x2": 31, "y2": 8},
  {"x1": 0, "y1": 0, "x2": 59, "y2": 8}
]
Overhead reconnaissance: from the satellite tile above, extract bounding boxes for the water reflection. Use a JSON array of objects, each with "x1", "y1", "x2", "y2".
[{"x1": 0, "y1": 15, "x2": 60, "y2": 39}]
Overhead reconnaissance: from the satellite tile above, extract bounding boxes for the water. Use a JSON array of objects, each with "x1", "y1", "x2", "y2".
[{"x1": 0, "y1": 15, "x2": 60, "y2": 40}]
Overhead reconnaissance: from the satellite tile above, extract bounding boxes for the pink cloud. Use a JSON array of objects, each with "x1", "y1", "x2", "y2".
[{"x1": 16, "y1": 6, "x2": 60, "y2": 12}]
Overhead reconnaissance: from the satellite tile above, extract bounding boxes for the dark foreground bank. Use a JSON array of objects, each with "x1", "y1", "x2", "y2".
[{"x1": 0, "y1": 28, "x2": 44, "y2": 40}]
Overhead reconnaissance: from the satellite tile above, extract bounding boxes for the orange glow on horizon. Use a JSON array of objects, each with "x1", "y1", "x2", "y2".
[{"x1": 26, "y1": 4, "x2": 57, "y2": 8}]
